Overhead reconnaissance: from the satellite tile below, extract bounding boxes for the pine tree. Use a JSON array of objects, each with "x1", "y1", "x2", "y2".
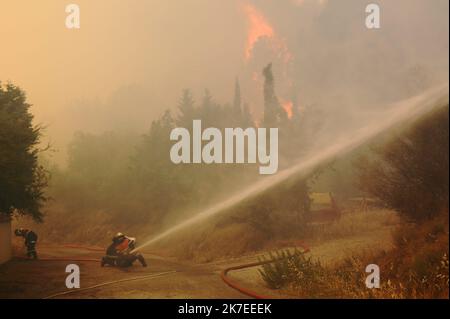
[{"x1": 176, "y1": 89, "x2": 195, "y2": 128}]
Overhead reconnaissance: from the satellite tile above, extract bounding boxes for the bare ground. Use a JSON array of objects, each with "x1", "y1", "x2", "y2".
[{"x1": 0, "y1": 225, "x2": 394, "y2": 299}]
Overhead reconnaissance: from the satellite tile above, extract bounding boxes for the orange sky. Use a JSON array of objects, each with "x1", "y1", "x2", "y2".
[
  {"x1": 1, "y1": 0, "x2": 448, "y2": 164},
  {"x1": 0, "y1": 1, "x2": 246, "y2": 124}
]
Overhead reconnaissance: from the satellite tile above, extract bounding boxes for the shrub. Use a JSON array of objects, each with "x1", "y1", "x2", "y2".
[
  {"x1": 358, "y1": 106, "x2": 449, "y2": 221},
  {"x1": 258, "y1": 249, "x2": 322, "y2": 290}
]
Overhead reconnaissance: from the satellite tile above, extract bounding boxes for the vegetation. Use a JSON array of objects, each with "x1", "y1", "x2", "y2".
[
  {"x1": 259, "y1": 213, "x2": 449, "y2": 298},
  {"x1": 258, "y1": 104, "x2": 449, "y2": 298},
  {"x1": 258, "y1": 249, "x2": 321, "y2": 290},
  {"x1": 0, "y1": 83, "x2": 49, "y2": 221},
  {"x1": 358, "y1": 106, "x2": 449, "y2": 221},
  {"x1": 45, "y1": 63, "x2": 313, "y2": 230}
]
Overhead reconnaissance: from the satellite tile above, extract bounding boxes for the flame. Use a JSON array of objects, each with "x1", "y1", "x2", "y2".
[
  {"x1": 281, "y1": 99, "x2": 293, "y2": 119},
  {"x1": 242, "y1": 3, "x2": 274, "y2": 60},
  {"x1": 241, "y1": 3, "x2": 293, "y2": 63},
  {"x1": 241, "y1": 2, "x2": 295, "y2": 121}
]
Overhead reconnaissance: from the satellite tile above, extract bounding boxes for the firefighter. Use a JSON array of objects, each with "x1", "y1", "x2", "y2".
[
  {"x1": 101, "y1": 232, "x2": 147, "y2": 267},
  {"x1": 14, "y1": 228, "x2": 38, "y2": 259}
]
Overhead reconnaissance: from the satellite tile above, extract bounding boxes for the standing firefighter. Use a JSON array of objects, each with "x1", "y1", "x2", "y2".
[
  {"x1": 101, "y1": 232, "x2": 147, "y2": 267},
  {"x1": 14, "y1": 228, "x2": 38, "y2": 259}
]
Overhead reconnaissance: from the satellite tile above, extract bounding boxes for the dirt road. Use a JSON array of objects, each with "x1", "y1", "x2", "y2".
[
  {"x1": 0, "y1": 226, "x2": 393, "y2": 299},
  {"x1": 0, "y1": 244, "x2": 255, "y2": 299}
]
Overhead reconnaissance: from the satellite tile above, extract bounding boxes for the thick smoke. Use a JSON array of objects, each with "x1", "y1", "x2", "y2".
[{"x1": 0, "y1": 0, "x2": 448, "y2": 163}]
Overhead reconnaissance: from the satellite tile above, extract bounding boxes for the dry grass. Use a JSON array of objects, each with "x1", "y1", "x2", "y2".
[
  {"x1": 11, "y1": 202, "x2": 159, "y2": 248},
  {"x1": 259, "y1": 212, "x2": 449, "y2": 298},
  {"x1": 156, "y1": 208, "x2": 400, "y2": 264},
  {"x1": 157, "y1": 222, "x2": 270, "y2": 262},
  {"x1": 11, "y1": 203, "x2": 403, "y2": 267},
  {"x1": 303, "y1": 209, "x2": 400, "y2": 243}
]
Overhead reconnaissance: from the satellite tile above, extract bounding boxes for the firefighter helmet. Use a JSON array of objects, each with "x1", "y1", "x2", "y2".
[{"x1": 113, "y1": 232, "x2": 125, "y2": 243}]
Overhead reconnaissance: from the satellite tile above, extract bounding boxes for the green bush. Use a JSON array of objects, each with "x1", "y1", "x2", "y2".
[{"x1": 258, "y1": 249, "x2": 322, "y2": 289}]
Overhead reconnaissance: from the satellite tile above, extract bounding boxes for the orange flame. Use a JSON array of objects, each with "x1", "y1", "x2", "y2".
[
  {"x1": 281, "y1": 99, "x2": 293, "y2": 119},
  {"x1": 242, "y1": 2, "x2": 295, "y2": 122},
  {"x1": 242, "y1": 3, "x2": 274, "y2": 60},
  {"x1": 242, "y1": 3, "x2": 293, "y2": 64}
]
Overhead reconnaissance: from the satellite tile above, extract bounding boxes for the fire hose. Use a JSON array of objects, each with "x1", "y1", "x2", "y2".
[
  {"x1": 42, "y1": 270, "x2": 178, "y2": 299},
  {"x1": 34, "y1": 244, "x2": 178, "y2": 299},
  {"x1": 14, "y1": 243, "x2": 104, "y2": 262},
  {"x1": 58, "y1": 243, "x2": 104, "y2": 252},
  {"x1": 220, "y1": 242, "x2": 310, "y2": 299},
  {"x1": 16, "y1": 242, "x2": 310, "y2": 299},
  {"x1": 14, "y1": 243, "x2": 176, "y2": 299},
  {"x1": 14, "y1": 244, "x2": 101, "y2": 262}
]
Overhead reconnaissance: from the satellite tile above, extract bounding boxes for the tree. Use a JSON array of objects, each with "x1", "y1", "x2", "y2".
[
  {"x1": 0, "y1": 83, "x2": 49, "y2": 221},
  {"x1": 358, "y1": 105, "x2": 449, "y2": 220},
  {"x1": 242, "y1": 102, "x2": 253, "y2": 127},
  {"x1": 130, "y1": 110, "x2": 184, "y2": 222},
  {"x1": 262, "y1": 63, "x2": 286, "y2": 127},
  {"x1": 233, "y1": 78, "x2": 242, "y2": 119},
  {"x1": 200, "y1": 89, "x2": 216, "y2": 127},
  {"x1": 176, "y1": 89, "x2": 196, "y2": 128}
]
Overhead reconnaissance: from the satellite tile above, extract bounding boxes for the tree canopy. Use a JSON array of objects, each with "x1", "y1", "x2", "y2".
[
  {"x1": 359, "y1": 105, "x2": 449, "y2": 220},
  {"x1": 0, "y1": 83, "x2": 48, "y2": 221}
]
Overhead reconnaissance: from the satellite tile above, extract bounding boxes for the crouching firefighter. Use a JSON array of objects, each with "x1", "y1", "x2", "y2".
[
  {"x1": 101, "y1": 233, "x2": 147, "y2": 267},
  {"x1": 14, "y1": 228, "x2": 38, "y2": 259}
]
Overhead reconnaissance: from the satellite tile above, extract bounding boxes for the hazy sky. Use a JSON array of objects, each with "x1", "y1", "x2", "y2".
[{"x1": 1, "y1": 0, "x2": 448, "y2": 162}]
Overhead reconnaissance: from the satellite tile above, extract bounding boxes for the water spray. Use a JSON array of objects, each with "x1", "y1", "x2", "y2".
[{"x1": 135, "y1": 84, "x2": 449, "y2": 252}]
